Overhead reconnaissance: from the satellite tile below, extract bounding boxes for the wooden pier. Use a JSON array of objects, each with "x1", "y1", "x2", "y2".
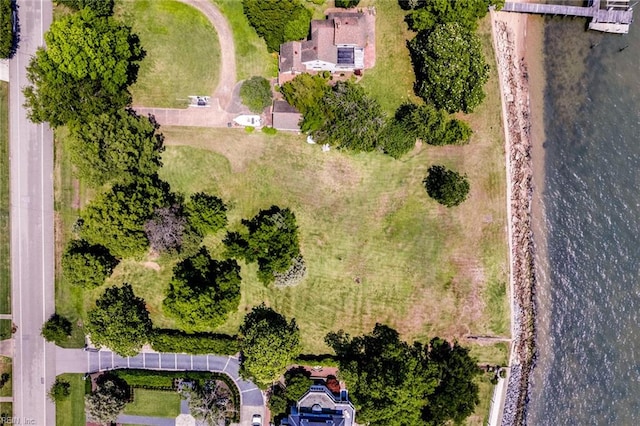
[{"x1": 501, "y1": 0, "x2": 634, "y2": 34}]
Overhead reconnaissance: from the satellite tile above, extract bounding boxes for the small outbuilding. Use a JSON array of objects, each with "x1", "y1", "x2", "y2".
[{"x1": 272, "y1": 100, "x2": 302, "y2": 132}]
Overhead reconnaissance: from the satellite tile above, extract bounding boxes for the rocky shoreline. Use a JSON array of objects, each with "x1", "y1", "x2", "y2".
[{"x1": 491, "y1": 19, "x2": 537, "y2": 426}]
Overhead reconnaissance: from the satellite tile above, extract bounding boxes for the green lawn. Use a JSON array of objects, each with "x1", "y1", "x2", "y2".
[
  {"x1": 211, "y1": 0, "x2": 277, "y2": 80},
  {"x1": 116, "y1": 0, "x2": 221, "y2": 108},
  {"x1": 0, "y1": 82, "x2": 10, "y2": 315},
  {"x1": 359, "y1": 0, "x2": 421, "y2": 115},
  {"x1": 0, "y1": 356, "x2": 11, "y2": 397},
  {"x1": 123, "y1": 389, "x2": 181, "y2": 418},
  {"x1": 54, "y1": 128, "x2": 92, "y2": 348},
  {"x1": 0, "y1": 320, "x2": 11, "y2": 340},
  {"x1": 0, "y1": 402, "x2": 10, "y2": 418},
  {"x1": 72, "y1": 105, "x2": 507, "y2": 356},
  {"x1": 55, "y1": 374, "x2": 86, "y2": 426}
]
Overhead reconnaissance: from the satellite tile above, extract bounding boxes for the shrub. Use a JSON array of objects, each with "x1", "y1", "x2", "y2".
[
  {"x1": 240, "y1": 76, "x2": 273, "y2": 113},
  {"x1": 336, "y1": 0, "x2": 360, "y2": 7},
  {"x1": 423, "y1": 165, "x2": 470, "y2": 207},
  {"x1": 150, "y1": 329, "x2": 239, "y2": 355},
  {"x1": 262, "y1": 126, "x2": 278, "y2": 135},
  {"x1": 49, "y1": 378, "x2": 72, "y2": 402},
  {"x1": 56, "y1": 0, "x2": 115, "y2": 16},
  {"x1": 245, "y1": 126, "x2": 255, "y2": 133},
  {"x1": 41, "y1": 314, "x2": 73, "y2": 345},
  {"x1": 243, "y1": 0, "x2": 312, "y2": 52}
]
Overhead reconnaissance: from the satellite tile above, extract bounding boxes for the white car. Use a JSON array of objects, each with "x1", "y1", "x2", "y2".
[{"x1": 251, "y1": 414, "x2": 262, "y2": 426}]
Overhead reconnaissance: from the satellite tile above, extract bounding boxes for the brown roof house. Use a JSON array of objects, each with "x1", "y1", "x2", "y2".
[
  {"x1": 278, "y1": 9, "x2": 376, "y2": 84},
  {"x1": 272, "y1": 100, "x2": 303, "y2": 132},
  {"x1": 280, "y1": 384, "x2": 356, "y2": 426}
]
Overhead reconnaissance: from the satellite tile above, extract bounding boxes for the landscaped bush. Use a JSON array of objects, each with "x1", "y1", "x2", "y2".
[
  {"x1": 336, "y1": 0, "x2": 360, "y2": 7},
  {"x1": 240, "y1": 76, "x2": 273, "y2": 113},
  {"x1": 0, "y1": 0, "x2": 14, "y2": 59},
  {"x1": 242, "y1": 0, "x2": 312, "y2": 52},
  {"x1": 41, "y1": 313, "x2": 73, "y2": 345},
  {"x1": 261, "y1": 126, "x2": 277, "y2": 135},
  {"x1": 292, "y1": 353, "x2": 339, "y2": 367},
  {"x1": 150, "y1": 329, "x2": 239, "y2": 355}
]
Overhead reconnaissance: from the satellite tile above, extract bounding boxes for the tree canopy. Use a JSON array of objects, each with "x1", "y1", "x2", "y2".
[
  {"x1": 186, "y1": 192, "x2": 228, "y2": 236},
  {"x1": 242, "y1": 0, "x2": 312, "y2": 52},
  {"x1": 240, "y1": 76, "x2": 273, "y2": 113},
  {"x1": 403, "y1": 0, "x2": 500, "y2": 32},
  {"x1": 394, "y1": 102, "x2": 471, "y2": 146},
  {"x1": 79, "y1": 175, "x2": 176, "y2": 258},
  {"x1": 85, "y1": 373, "x2": 130, "y2": 424},
  {"x1": 423, "y1": 165, "x2": 470, "y2": 207},
  {"x1": 67, "y1": 109, "x2": 164, "y2": 186},
  {"x1": 41, "y1": 313, "x2": 73, "y2": 345},
  {"x1": 56, "y1": 0, "x2": 115, "y2": 16},
  {"x1": 62, "y1": 239, "x2": 119, "y2": 288},
  {"x1": 163, "y1": 248, "x2": 241, "y2": 332},
  {"x1": 86, "y1": 284, "x2": 153, "y2": 356},
  {"x1": 180, "y1": 380, "x2": 236, "y2": 425},
  {"x1": 239, "y1": 304, "x2": 301, "y2": 389},
  {"x1": 326, "y1": 324, "x2": 481, "y2": 425},
  {"x1": 409, "y1": 23, "x2": 489, "y2": 113},
  {"x1": 24, "y1": 8, "x2": 144, "y2": 126},
  {"x1": 224, "y1": 206, "x2": 301, "y2": 284},
  {"x1": 269, "y1": 368, "x2": 314, "y2": 420}
]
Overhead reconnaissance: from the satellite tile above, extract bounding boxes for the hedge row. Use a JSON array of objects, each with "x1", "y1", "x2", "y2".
[
  {"x1": 0, "y1": 0, "x2": 13, "y2": 58},
  {"x1": 150, "y1": 329, "x2": 239, "y2": 355},
  {"x1": 293, "y1": 354, "x2": 339, "y2": 367}
]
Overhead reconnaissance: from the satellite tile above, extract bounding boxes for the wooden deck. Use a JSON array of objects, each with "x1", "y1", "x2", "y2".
[{"x1": 501, "y1": 0, "x2": 634, "y2": 33}]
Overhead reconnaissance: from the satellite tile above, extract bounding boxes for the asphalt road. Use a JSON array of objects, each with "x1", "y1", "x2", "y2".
[{"x1": 8, "y1": 1, "x2": 55, "y2": 424}]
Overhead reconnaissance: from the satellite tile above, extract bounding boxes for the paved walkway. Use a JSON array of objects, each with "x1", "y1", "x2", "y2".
[{"x1": 133, "y1": 0, "x2": 246, "y2": 128}]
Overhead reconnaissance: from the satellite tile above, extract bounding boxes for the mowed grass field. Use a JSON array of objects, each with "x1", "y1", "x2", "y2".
[
  {"x1": 55, "y1": 374, "x2": 87, "y2": 426},
  {"x1": 211, "y1": 0, "x2": 277, "y2": 80},
  {"x1": 0, "y1": 82, "x2": 10, "y2": 315},
  {"x1": 117, "y1": 0, "x2": 221, "y2": 108},
  {"x1": 123, "y1": 389, "x2": 181, "y2": 418}
]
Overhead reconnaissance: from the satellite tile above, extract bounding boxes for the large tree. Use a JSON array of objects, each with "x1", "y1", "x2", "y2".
[
  {"x1": 41, "y1": 313, "x2": 73, "y2": 345},
  {"x1": 67, "y1": 109, "x2": 164, "y2": 186},
  {"x1": 180, "y1": 380, "x2": 236, "y2": 425},
  {"x1": 85, "y1": 373, "x2": 130, "y2": 425},
  {"x1": 23, "y1": 8, "x2": 144, "y2": 126},
  {"x1": 56, "y1": 0, "x2": 115, "y2": 16},
  {"x1": 403, "y1": 0, "x2": 501, "y2": 32},
  {"x1": 186, "y1": 192, "x2": 228, "y2": 236},
  {"x1": 394, "y1": 102, "x2": 471, "y2": 146},
  {"x1": 423, "y1": 165, "x2": 470, "y2": 207},
  {"x1": 326, "y1": 324, "x2": 436, "y2": 425},
  {"x1": 409, "y1": 23, "x2": 489, "y2": 113},
  {"x1": 163, "y1": 248, "x2": 241, "y2": 332},
  {"x1": 242, "y1": 0, "x2": 311, "y2": 52},
  {"x1": 326, "y1": 324, "x2": 481, "y2": 425},
  {"x1": 269, "y1": 368, "x2": 314, "y2": 419},
  {"x1": 224, "y1": 206, "x2": 301, "y2": 284},
  {"x1": 79, "y1": 175, "x2": 176, "y2": 258},
  {"x1": 86, "y1": 284, "x2": 153, "y2": 356},
  {"x1": 62, "y1": 239, "x2": 119, "y2": 288},
  {"x1": 313, "y1": 81, "x2": 386, "y2": 152},
  {"x1": 239, "y1": 304, "x2": 301, "y2": 389}
]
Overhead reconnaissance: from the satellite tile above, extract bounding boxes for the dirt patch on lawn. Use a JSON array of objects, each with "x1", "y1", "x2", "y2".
[{"x1": 142, "y1": 261, "x2": 161, "y2": 271}]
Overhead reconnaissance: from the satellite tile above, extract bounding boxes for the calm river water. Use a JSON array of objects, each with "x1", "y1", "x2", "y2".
[{"x1": 526, "y1": 17, "x2": 640, "y2": 425}]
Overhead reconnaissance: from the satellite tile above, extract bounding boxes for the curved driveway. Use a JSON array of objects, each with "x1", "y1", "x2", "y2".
[
  {"x1": 134, "y1": 0, "x2": 241, "y2": 127},
  {"x1": 56, "y1": 347, "x2": 264, "y2": 423}
]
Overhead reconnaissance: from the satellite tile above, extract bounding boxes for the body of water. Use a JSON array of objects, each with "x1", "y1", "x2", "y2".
[{"x1": 527, "y1": 17, "x2": 640, "y2": 425}]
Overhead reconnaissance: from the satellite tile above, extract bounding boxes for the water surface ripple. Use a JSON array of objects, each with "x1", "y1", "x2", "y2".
[{"x1": 527, "y1": 17, "x2": 640, "y2": 425}]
